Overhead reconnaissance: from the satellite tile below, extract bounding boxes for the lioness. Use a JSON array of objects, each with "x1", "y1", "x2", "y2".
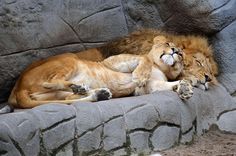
[
  {"x1": 77, "y1": 29, "x2": 218, "y2": 90},
  {"x1": 4, "y1": 36, "x2": 192, "y2": 111}
]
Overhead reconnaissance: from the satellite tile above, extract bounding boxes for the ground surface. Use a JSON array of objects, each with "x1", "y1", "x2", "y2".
[{"x1": 160, "y1": 130, "x2": 236, "y2": 156}]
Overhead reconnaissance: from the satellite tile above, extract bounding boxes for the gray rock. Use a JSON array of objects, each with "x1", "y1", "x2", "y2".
[
  {"x1": 0, "y1": 111, "x2": 40, "y2": 156},
  {"x1": 42, "y1": 119, "x2": 75, "y2": 152},
  {"x1": 103, "y1": 117, "x2": 126, "y2": 151},
  {"x1": 97, "y1": 101, "x2": 124, "y2": 122},
  {"x1": 73, "y1": 102, "x2": 103, "y2": 136},
  {"x1": 157, "y1": 0, "x2": 236, "y2": 34},
  {"x1": 180, "y1": 128, "x2": 195, "y2": 144},
  {"x1": 55, "y1": 141, "x2": 74, "y2": 156},
  {"x1": 77, "y1": 126, "x2": 103, "y2": 152},
  {"x1": 148, "y1": 91, "x2": 182, "y2": 126},
  {"x1": 125, "y1": 104, "x2": 159, "y2": 131},
  {"x1": 113, "y1": 148, "x2": 128, "y2": 156},
  {"x1": 211, "y1": 20, "x2": 236, "y2": 73},
  {"x1": 217, "y1": 110, "x2": 236, "y2": 133},
  {"x1": 179, "y1": 98, "x2": 197, "y2": 134},
  {"x1": 121, "y1": 0, "x2": 163, "y2": 31},
  {"x1": 218, "y1": 73, "x2": 236, "y2": 95},
  {"x1": 29, "y1": 104, "x2": 76, "y2": 130},
  {"x1": 191, "y1": 85, "x2": 236, "y2": 135},
  {"x1": 130, "y1": 131, "x2": 151, "y2": 153},
  {"x1": 151, "y1": 125, "x2": 180, "y2": 151}
]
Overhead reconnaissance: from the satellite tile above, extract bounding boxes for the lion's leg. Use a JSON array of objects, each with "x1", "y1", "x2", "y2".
[
  {"x1": 144, "y1": 80, "x2": 193, "y2": 100},
  {"x1": 42, "y1": 80, "x2": 88, "y2": 95},
  {"x1": 102, "y1": 54, "x2": 152, "y2": 86},
  {"x1": 65, "y1": 88, "x2": 112, "y2": 102}
]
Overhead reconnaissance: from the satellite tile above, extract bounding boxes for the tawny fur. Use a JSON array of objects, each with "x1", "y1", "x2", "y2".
[
  {"x1": 78, "y1": 29, "x2": 218, "y2": 89},
  {"x1": 9, "y1": 36, "x2": 191, "y2": 109}
]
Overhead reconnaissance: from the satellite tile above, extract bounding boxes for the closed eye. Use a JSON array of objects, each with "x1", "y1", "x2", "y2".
[{"x1": 196, "y1": 60, "x2": 203, "y2": 66}]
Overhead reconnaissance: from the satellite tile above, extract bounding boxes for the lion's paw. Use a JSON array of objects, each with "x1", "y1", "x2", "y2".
[
  {"x1": 95, "y1": 88, "x2": 112, "y2": 101},
  {"x1": 70, "y1": 84, "x2": 88, "y2": 95},
  {"x1": 174, "y1": 80, "x2": 193, "y2": 100}
]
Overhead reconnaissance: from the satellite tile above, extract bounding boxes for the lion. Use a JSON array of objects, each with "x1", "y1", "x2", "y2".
[
  {"x1": 2, "y1": 36, "x2": 192, "y2": 112},
  {"x1": 77, "y1": 29, "x2": 218, "y2": 90}
]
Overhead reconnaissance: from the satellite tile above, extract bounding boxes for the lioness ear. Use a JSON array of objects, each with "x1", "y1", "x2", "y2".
[{"x1": 153, "y1": 36, "x2": 168, "y2": 44}]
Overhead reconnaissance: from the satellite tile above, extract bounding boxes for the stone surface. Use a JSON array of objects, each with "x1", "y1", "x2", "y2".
[
  {"x1": 157, "y1": 0, "x2": 236, "y2": 34},
  {"x1": 191, "y1": 85, "x2": 236, "y2": 135},
  {"x1": 77, "y1": 126, "x2": 103, "y2": 153},
  {"x1": 130, "y1": 131, "x2": 151, "y2": 153},
  {"x1": 217, "y1": 110, "x2": 236, "y2": 133},
  {"x1": 103, "y1": 117, "x2": 126, "y2": 151},
  {"x1": 211, "y1": 20, "x2": 236, "y2": 74},
  {"x1": 0, "y1": 111, "x2": 40, "y2": 156},
  {"x1": 55, "y1": 141, "x2": 74, "y2": 156},
  {"x1": 218, "y1": 73, "x2": 236, "y2": 95},
  {"x1": 151, "y1": 126, "x2": 180, "y2": 151},
  {"x1": 181, "y1": 128, "x2": 195, "y2": 144},
  {"x1": 0, "y1": 86, "x2": 236, "y2": 155}
]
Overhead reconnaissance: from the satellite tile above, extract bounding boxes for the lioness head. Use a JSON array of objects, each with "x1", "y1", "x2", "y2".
[
  {"x1": 148, "y1": 36, "x2": 184, "y2": 80},
  {"x1": 182, "y1": 52, "x2": 218, "y2": 90}
]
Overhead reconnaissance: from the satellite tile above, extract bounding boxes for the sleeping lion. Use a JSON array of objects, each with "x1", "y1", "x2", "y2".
[
  {"x1": 3, "y1": 36, "x2": 192, "y2": 111},
  {"x1": 78, "y1": 29, "x2": 218, "y2": 90}
]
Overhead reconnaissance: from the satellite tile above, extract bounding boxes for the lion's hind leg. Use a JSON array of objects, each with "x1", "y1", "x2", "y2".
[{"x1": 65, "y1": 88, "x2": 112, "y2": 102}]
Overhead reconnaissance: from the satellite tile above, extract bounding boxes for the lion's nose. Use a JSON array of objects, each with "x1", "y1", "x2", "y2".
[{"x1": 205, "y1": 74, "x2": 211, "y2": 82}]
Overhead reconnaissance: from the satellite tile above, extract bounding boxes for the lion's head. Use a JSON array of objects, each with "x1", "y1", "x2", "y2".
[
  {"x1": 182, "y1": 52, "x2": 218, "y2": 90},
  {"x1": 147, "y1": 36, "x2": 184, "y2": 80}
]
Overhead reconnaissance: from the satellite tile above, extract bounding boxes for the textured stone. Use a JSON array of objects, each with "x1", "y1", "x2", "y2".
[
  {"x1": 157, "y1": 0, "x2": 236, "y2": 34},
  {"x1": 211, "y1": 20, "x2": 236, "y2": 73},
  {"x1": 191, "y1": 85, "x2": 236, "y2": 135},
  {"x1": 103, "y1": 117, "x2": 126, "y2": 151},
  {"x1": 55, "y1": 141, "x2": 74, "y2": 156},
  {"x1": 113, "y1": 148, "x2": 127, "y2": 156},
  {"x1": 125, "y1": 104, "x2": 159, "y2": 131},
  {"x1": 29, "y1": 104, "x2": 76, "y2": 130},
  {"x1": 97, "y1": 101, "x2": 124, "y2": 122},
  {"x1": 73, "y1": 102, "x2": 103, "y2": 136},
  {"x1": 42, "y1": 119, "x2": 75, "y2": 152},
  {"x1": 217, "y1": 110, "x2": 236, "y2": 133},
  {"x1": 0, "y1": 111, "x2": 40, "y2": 156},
  {"x1": 148, "y1": 91, "x2": 182, "y2": 126},
  {"x1": 121, "y1": 0, "x2": 163, "y2": 30},
  {"x1": 218, "y1": 73, "x2": 236, "y2": 94},
  {"x1": 151, "y1": 125, "x2": 180, "y2": 151},
  {"x1": 77, "y1": 126, "x2": 103, "y2": 152},
  {"x1": 178, "y1": 98, "x2": 196, "y2": 133},
  {"x1": 180, "y1": 128, "x2": 195, "y2": 144},
  {"x1": 130, "y1": 131, "x2": 151, "y2": 153}
]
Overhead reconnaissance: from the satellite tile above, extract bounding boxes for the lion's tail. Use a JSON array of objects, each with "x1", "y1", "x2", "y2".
[
  {"x1": 14, "y1": 90, "x2": 84, "y2": 109},
  {"x1": 0, "y1": 105, "x2": 14, "y2": 114}
]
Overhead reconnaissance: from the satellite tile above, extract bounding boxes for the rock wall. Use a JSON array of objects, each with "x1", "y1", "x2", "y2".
[{"x1": 0, "y1": 85, "x2": 235, "y2": 155}]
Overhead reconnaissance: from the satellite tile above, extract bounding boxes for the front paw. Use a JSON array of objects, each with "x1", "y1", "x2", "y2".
[
  {"x1": 69, "y1": 84, "x2": 88, "y2": 95},
  {"x1": 174, "y1": 80, "x2": 193, "y2": 100}
]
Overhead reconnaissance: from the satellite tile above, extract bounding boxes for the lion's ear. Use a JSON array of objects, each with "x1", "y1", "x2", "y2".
[{"x1": 153, "y1": 36, "x2": 168, "y2": 44}]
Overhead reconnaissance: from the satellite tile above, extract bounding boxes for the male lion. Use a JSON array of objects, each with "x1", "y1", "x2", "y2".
[
  {"x1": 3, "y1": 36, "x2": 192, "y2": 112},
  {"x1": 77, "y1": 29, "x2": 218, "y2": 90}
]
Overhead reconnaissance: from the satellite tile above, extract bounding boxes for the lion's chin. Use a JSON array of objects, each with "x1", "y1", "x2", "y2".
[{"x1": 197, "y1": 82, "x2": 209, "y2": 91}]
